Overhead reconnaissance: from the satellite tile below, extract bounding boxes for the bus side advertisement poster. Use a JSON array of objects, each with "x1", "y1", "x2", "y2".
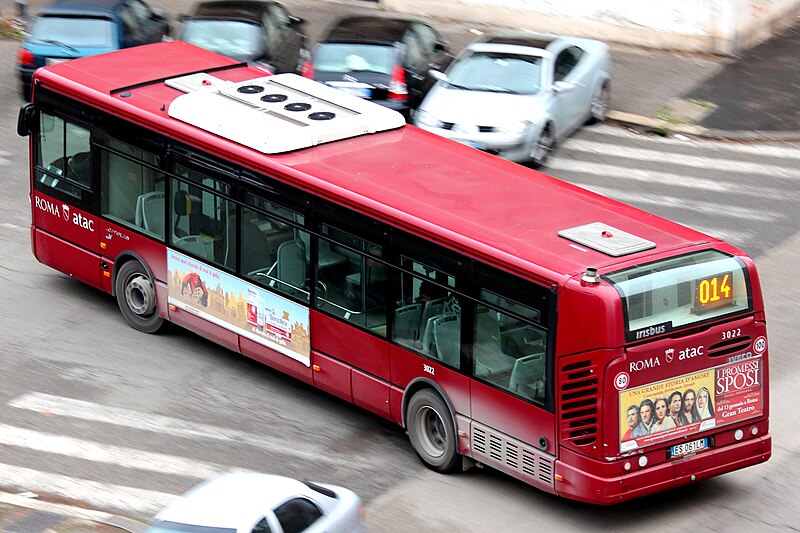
[
  {"x1": 167, "y1": 250, "x2": 311, "y2": 365},
  {"x1": 619, "y1": 357, "x2": 763, "y2": 452}
]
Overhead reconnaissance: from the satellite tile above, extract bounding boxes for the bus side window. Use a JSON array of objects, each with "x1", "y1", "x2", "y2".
[
  {"x1": 314, "y1": 228, "x2": 388, "y2": 335},
  {"x1": 170, "y1": 167, "x2": 235, "y2": 270},
  {"x1": 36, "y1": 112, "x2": 91, "y2": 200},
  {"x1": 473, "y1": 299, "x2": 547, "y2": 405},
  {"x1": 100, "y1": 138, "x2": 165, "y2": 239}
]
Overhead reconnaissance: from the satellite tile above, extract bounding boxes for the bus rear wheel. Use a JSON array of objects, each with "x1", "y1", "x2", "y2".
[
  {"x1": 115, "y1": 261, "x2": 165, "y2": 334},
  {"x1": 406, "y1": 389, "x2": 459, "y2": 473}
]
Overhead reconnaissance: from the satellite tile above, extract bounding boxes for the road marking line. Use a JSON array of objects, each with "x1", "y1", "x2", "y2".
[
  {"x1": 563, "y1": 139, "x2": 800, "y2": 178},
  {"x1": 548, "y1": 158, "x2": 800, "y2": 201},
  {"x1": 0, "y1": 462, "x2": 175, "y2": 517},
  {"x1": 9, "y1": 392, "x2": 350, "y2": 466},
  {"x1": 585, "y1": 125, "x2": 800, "y2": 159},
  {"x1": 0, "y1": 423, "x2": 229, "y2": 479},
  {"x1": 575, "y1": 183, "x2": 779, "y2": 222}
]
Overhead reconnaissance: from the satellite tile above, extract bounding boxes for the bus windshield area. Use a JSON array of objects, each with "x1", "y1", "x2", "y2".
[{"x1": 606, "y1": 250, "x2": 752, "y2": 341}]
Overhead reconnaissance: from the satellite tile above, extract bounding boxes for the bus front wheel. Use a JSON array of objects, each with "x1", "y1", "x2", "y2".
[
  {"x1": 406, "y1": 389, "x2": 459, "y2": 473},
  {"x1": 115, "y1": 261, "x2": 165, "y2": 334}
]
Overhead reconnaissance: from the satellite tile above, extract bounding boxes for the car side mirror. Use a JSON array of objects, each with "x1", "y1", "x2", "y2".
[
  {"x1": 429, "y1": 69, "x2": 447, "y2": 82},
  {"x1": 289, "y1": 15, "x2": 305, "y2": 26},
  {"x1": 553, "y1": 80, "x2": 574, "y2": 93}
]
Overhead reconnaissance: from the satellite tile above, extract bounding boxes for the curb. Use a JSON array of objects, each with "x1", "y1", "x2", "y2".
[
  {"x1": 606, "y1": 110, "x2": 800, "y2": 142},
  {"x1": 0, "y1": 492, "x2": 147, "y2": 533}
]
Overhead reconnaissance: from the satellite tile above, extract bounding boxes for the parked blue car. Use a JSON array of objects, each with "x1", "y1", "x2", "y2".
[{"x1": 17, "y1": 0, "x2": 171, "y2": 100}]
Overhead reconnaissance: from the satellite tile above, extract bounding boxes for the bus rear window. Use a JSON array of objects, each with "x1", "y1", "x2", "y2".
[{"x1": 606, "y1": 250, "x2": 752, "y2": 341}]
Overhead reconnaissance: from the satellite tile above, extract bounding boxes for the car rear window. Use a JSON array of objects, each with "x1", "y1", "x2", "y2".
[
  {"x1": 314, "y1": 43, "x2": 395, "y2": 75},
  {"x1": 29, "y1": 16, "x2": 115, "y2": 48},
  {"x1": 180, "y1": 20, "x2": 264, "y2": 61},
  {"x1": 447, "y1": 51, "x2": 542, "y2": 95}
]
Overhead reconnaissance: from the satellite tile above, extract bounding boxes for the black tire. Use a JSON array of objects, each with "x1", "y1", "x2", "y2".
[
  {"x1": 406, "y1": 389, "x2": 459, "y2": 473},
  {"x1": 531, "y1": 125, "x2": 555, "y2": 168},
  {"x1": 115, "y1": 260, "x2": 165, "y2": 334}
]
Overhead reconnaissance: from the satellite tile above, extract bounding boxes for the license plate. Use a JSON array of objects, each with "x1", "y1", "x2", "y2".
[{"x1": 669, "y1": 437, "x2": 708, "y2": 458}]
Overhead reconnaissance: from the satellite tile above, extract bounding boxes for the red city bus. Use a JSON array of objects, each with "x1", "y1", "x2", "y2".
[{"x1": 17, "y1": 41, "x2": 770, "y2": 504}]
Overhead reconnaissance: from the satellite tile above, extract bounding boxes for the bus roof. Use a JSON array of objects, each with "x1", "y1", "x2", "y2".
[{"x1": 33, "y1": 42, "x2": 722, "y2": 283}]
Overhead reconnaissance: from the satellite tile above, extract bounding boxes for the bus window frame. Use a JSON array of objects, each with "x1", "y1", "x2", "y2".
[{"x1": 605, "y1": 249, "x2": 754, "y2": 344}]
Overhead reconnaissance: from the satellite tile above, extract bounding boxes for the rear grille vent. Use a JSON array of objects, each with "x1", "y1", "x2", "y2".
[
  {"x1": 560, "y1": 359, "x2": 599, "y2": 446},
  {"x1": 471, "y1": 423, "x2": 554, "y2": 489},
  {"x1": 707, "y1": 337, "x2": 752, "y2": 358}
]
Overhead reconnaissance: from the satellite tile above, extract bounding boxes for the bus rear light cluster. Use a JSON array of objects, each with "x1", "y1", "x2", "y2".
[
  {"x1": 734, "y1": 429, "x2": 744, "y2": 441},
  {"x1": 751, "y1": 426, "x2": 759, "y2": 436}
]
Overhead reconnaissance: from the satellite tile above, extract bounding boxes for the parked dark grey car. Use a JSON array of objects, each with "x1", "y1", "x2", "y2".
[
  {"x1": 305, "y1": 15, "x2": 453, "y2": 121},
  {"x1": 177, "y1": 0, "x2": 307, "y2": 74}
]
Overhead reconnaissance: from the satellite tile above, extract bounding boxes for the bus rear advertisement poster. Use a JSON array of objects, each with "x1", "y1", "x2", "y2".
[
  {"x1": 619, "y1": 356, "x2": 764, "y2": 452},
  {"x1": 167, "y1": 251, "x2": 310, "y2": 365}
]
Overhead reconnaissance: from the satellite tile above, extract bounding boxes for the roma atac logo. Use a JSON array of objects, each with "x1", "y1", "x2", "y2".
[{"x1": 34, "y1": 196, "x2": 94, "y2": 232}]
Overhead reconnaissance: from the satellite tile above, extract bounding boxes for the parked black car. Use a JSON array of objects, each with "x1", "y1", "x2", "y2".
[
  {"x1": 17, "y1": 0, "x2": 170, "y2": 100},
  {"x1": 304, "y1": 15, "x2": 452, "y2": 120},
  {"x1": 177, "y1": 0, "x2": 307, "y2": 74}
]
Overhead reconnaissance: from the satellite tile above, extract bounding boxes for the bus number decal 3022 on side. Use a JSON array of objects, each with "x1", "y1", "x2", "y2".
[{"x1": 423, "y1": 363, "x2": 435, "y2": 375}]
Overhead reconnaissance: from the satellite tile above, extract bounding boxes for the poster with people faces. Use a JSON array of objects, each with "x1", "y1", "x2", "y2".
[{"x1": 619, "y1": 357, "x2": 763, "y2": 452}]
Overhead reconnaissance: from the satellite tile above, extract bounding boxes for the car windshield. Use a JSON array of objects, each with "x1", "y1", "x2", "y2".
[
  {"x1": 28, "y1": 16, "x2": 115, "y2": 48},
  {"x1": 313, "y1": 43, "x2": 394, "y2": 75},
  {"x1": 446, "y1": 51, "x2": 542, "y2": 94},
  {"x1": 180, "y1": 20, "x2": 263, "y2": 61},
  {"x1": 146, "y1": 520, "x2": 236, "y2": 533}
]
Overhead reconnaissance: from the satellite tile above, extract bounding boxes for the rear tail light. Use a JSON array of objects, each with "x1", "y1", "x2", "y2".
[
  {"x1": 388, "y1": 65, "x2": 407, "y2": 100},
  {"x1": 301, "y1": 60, "x2": 313, "y2": 79},
  {"x1": 18, "y1": 48, "x2": 35, "y2": 67}
]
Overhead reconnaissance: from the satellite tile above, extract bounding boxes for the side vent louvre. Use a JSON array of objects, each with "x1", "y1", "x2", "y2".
[
  {"x1": 707, "y1": 337, "x2": 752, "y2": 358},
  {"x1": 474, "y1": 426, "x2": 486, "y2": 454},
  {"x1": 560, "y1": 359, "x2": 599, "y2": 446},
  {"x1": 470, "y1": 422, "x2": 554, "y2": 489}
]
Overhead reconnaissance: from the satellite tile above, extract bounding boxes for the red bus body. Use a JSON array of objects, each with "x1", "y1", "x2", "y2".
[{"x1": 22, "y1": 42, "x2": 770, "y2": 504}]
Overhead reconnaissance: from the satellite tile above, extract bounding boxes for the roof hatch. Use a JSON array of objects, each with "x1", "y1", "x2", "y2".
[
  {"x1": 558, "y1": 222, "x2": 655, "y2": 256},
  {"x1": 165, "y1": 72, "x2": 405, "y2": 154}
]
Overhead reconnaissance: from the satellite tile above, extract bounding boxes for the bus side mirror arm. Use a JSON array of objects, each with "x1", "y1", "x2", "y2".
[{"x1": 18, "y1": 104, "x2": 36, "y2": 137}]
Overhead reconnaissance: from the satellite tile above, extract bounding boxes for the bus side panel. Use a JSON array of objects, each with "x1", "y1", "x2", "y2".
[
  {"x1": 33, "y1": 228, "x2": 103, "y2": 289},
  {"x1": 352, "y1": 369, "x2": 391, "y2": 419},
  {"x1": 389, "y1": 344, "x2": 471, "y2": 421},
  {"x1": 169, "y1": 306, "x2": 240, "y2": 353},
  {"x1": 240, "y1": 337, "x2": 313, "y2": 385},
  {"x1": 312, "y1": 350, "x2": 353, "y2": 402},
  {"x1": 470, "y1": 381, "x2": 556, "y2": 456},
  {"x1": 310, "y1": 311, "x2": 390, "y2": 381}
]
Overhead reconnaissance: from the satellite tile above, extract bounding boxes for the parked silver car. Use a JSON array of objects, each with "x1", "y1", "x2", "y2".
[
  {"x1": 414, "y1": 33, "x2": 611, "y2": 167},
  {"x1": 146, "y1": 472, "x2": 366, "y2": 533}
]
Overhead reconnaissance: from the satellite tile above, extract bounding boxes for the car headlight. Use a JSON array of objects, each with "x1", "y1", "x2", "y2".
[
  {"x1": 414, "y1": 109, "x2": 443, "y2": 129},
  {"x1": 503, "y1": 120, "x2": 534, "y2": 136}
]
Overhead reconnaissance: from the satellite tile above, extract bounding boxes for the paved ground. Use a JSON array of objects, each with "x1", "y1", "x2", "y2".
[
  {"x1": 0, "y1": 4, "x2": 798, "y2": 533},
  {"x1": 688, "y1": 19, "x2": 800, "y2": 133}
]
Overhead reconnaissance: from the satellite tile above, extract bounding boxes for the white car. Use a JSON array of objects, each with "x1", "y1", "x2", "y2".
[
  {"x1": 414, "y1": 33, "x2": 611, "y2": 167},
  {"x1": 146, "y1": 472, "x2": 366, "y2": 533}
]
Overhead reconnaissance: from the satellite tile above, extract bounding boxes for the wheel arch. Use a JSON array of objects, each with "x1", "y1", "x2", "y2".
[
  {"x1": 401, "y1": 377, "x2": 458, "y2": 432},
  {"x1": 111, "y1": 251, "x2": 155, "y2": 298}
]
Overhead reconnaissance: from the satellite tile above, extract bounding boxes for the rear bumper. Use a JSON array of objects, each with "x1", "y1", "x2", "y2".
[{"x1": 556, "y1": 433, "x2": 771, "y2": 505}]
